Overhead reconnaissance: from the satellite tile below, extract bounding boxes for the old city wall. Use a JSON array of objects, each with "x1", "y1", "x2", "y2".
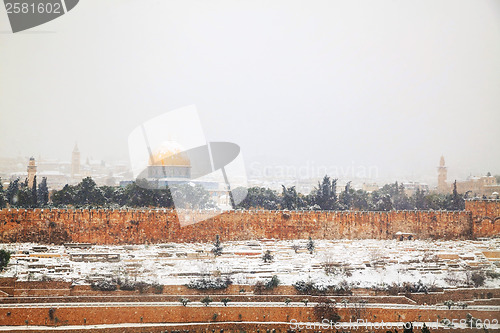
[
  {"x1": 0, "y1": 200, "x2": 498, "y2": 244},
  {"x1": 466, "y1": 200, "x2": 500, "y2": 237}
]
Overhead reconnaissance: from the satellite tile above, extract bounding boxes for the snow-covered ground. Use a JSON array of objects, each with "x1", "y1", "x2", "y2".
[{"x1": 1, "y1": 239, "x2": 499, "y2": 289}]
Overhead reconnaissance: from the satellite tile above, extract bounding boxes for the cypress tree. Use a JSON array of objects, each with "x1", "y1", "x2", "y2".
[
  {"x1": 31, "y1": 176, "x2": 37, "y2": 208},
  {"x1": 451, "y1": 180, "x2": 464, "y2": 210},
  {"x1": 37, "y1": 177, "x2": 49, "y2": 207},
  {"x1": 6, "y1": 178, "x2": 19, "y2": 206},
  {"x1": 212, "y1": 234, "x2": 223, "y2": 257},
  {"x1": 0, "y1": 178, "x2": 5, "y2": 208},
  {"x1": 307, "y1": 236, "x2": 315, "y2": 254}
]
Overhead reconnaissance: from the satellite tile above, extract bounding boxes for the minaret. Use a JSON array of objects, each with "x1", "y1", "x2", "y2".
[
  {"x1": 71, "y1": 143, "x2": 80, "y2": 178},
  {"x1": 27, "y1": 157, "x2": 37, "y2": 188},
  {"x1": 437, "y1": 155, "x2": 448, "y2": 193}
]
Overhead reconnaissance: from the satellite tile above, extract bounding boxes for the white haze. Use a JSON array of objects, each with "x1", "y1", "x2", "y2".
[{"x1": 0, "y1": 0, "x2": 499, "y2": 183}]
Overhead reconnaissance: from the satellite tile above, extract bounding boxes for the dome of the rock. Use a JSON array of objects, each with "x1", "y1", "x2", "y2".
[{"x1": 148, "y1": 141, "x2": 190, "y2": 167}]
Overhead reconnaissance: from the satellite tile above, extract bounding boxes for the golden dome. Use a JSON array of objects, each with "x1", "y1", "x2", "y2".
[{"x1": 148, "y1": 141, "x2": 191, "y2": 167}]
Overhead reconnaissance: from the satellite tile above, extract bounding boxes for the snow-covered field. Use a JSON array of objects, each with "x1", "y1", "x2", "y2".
[{"x1": 1, "y1": 239, "x2": 499, "y2": 289}]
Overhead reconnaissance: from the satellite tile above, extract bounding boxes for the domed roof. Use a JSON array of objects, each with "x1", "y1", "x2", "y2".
[{"x1": 148, "y1": 141, "x2": 190, "y2": 167}]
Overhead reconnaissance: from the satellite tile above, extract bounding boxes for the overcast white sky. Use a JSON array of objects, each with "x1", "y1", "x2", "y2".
[{"x1": 1, "y1": 0, "x2": 499, "y2": 182}]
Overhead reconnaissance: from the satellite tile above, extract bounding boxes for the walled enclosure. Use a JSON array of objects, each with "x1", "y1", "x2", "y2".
[{"x1": 0, "y1": 200, "x2": 498, "y2": 244}]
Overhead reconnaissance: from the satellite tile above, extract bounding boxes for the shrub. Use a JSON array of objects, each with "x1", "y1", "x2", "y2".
[
  {"x1": 341, "y1": 299, "x2": 349, "y2": 307},
  {"x1": 48, "y1": 308, "x2": 56, "y2": 320},
  {"x1": 322, "y1": 259, "x2": 352, "y2": 277},
  {"x1": 386, "y1": 283, "x2": 401, "y2": 295},
  {"x1": 212, "y1": 235, "x2": 223, "y2": 257},
  {"x1": 313, "y1": 297, "x2": 340, "y2": 323},
  {"x1": 349, "y1": 299, "x2": 368, "y2": 321},
  {"x1": 201, "y1": 296, "x2": 213, "y2": 306},
  {"x1": 152, "y1": 283, "x2": 163, "y2": 294},
  {"x1": 444, "y1": 272, "x2": 466, "y2": 286},
  {"x1": 307, "y1": 237, "x2": 315, "y2": 254},
  {"x1": 440, "y1": 318, "x2": 454, "y2": 328},
  {"x1": 292, "y1": 244, "x2": 301, "y2": 253},
  {"x1": 179, "y1": 298, "x2": 191, "y2": 306},
  {"x1": 254, "y1": 276, "x2": 280, "y2": 294},
  {"x1": 221, "y1": 297, "x2": 231, "y2": 306},
  {"x1": 253, "y1": 281, "x2": 266, "y2": 294},
  {"x1": 186, "y1": 277, "x2": 232, "y2": 290},
  {"x1": 444, "y1": 300, "x2": 454, "y2": 309},
  {"x1": 337, "y1": 280, "x2": 351, "y2": 294},
  {"x1": 265, "y1": 275, "x2": 280, "y2": 289},
  {"x1": 322, "y1": 261, "x2": 337, "y2": 276},
  {"x1": 262, "y1": 250, "x2": 273, "y2": 263},
  {"x1": 374, "y1": 281, "x2": 438, "y2": 294},
  {"x1": 40, "y1": 274, "x2": 55, "y2": 282},
  {"x1": 136, "y1": 282, "x2": 150, "y2": 294},
  {"x1": 254, "y1": 281, "x2": 266, "y2": 294},
  {"x1": 284, "y1": 298, "x2": 292, "y2": 306},
  {"x1": 293, "y1": 280, "x2": 351, "y2": 295},
  {"x1": 401, "y1": 280, "x2": 429, "y2": 293},
  {"x1": 91, "y1": 280, "x2": 117, "y2": 291},
  {"x1": 465, "y1": 313, "x2": 478, "y2": 328},
  {"x1": 293, "y1": 280, "x2": 316, "y2": 294},
  {"x1": 0, "y1": 249, "x2": 11, "y2": 272},
  {"x1": 119, "y1": 280, "x2": 136, "y2": 291},
  {"x1": 468, "y1": 272, "x2": 486, "y2": 288}
]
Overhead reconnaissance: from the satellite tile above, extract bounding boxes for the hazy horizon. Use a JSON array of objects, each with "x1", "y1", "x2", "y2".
[{"x1": 1, "y1": 0, "x2": 499, "y2": 183}]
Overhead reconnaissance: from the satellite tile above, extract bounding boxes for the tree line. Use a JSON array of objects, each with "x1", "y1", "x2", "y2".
[
  {"x1": 235, "y1": 176, "x2": 466, "y2": 211},
  {"x1": 0, "y1": 177, "x2": 211, "y2": 209},
  {"x1": 0, "y1": 175, "x2": 465, "y2": 211},
  {"x1": 0, "y1": 176, "x2": 49, "y2": 209}
]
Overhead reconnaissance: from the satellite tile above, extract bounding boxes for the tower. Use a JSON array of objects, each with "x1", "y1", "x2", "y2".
[
  {"x1": 71, "y1": 143, "x2": 80, "y2": 178},
  {"x1": 27, "y1": 157, "x2": 37, "y2": 188},
  {"x1": 437, "y1": 155, "x2": 448, "y2": 193}
]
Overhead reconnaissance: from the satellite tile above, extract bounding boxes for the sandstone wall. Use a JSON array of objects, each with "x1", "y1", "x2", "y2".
[
  {"x1": 466, "y1": 200, "x2": 500, "y2": 237},
  {"x1": 0, "y1": 200, "x2": 498, "y2": 244}
]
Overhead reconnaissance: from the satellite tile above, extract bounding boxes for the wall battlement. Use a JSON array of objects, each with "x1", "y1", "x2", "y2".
[{"x1": 0, "y1": 200, "x2": 498, "y2": 244}]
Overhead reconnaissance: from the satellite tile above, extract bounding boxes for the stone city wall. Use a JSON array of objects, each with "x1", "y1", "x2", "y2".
[
  {"x1": 466, "y1": 200, "x2": 500, "y2": 237},
  {"x1": 0, "y1": 200, "x2": 498, "y2": 244}
]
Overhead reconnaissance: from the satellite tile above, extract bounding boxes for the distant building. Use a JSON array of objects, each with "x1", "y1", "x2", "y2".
[
  {"x1": 401, "y1": 182, "x2": 429, "y2": 196},
  {"x1": 147, "y1": 141, "x2": 191, "y2": 180},
  {"x1": 362, "y1": 183, "x2": 379, "y2": 193},
  {"x1": 436, "y1": 156, "x2": 500, "y2": 197},
  {"x1": 437, "y1": 156, "x2": 448, "y2": 193},
  {"x1": 6, "y1": 145, "x2": 131, "y2": 190},
  {"x1": 120, "y1": 140, "x2": 231, "y2": 207},
  {"x1": 27, "y1": 157, "x2": 37, "y2": 188},
  {"x1": 71, "y1": 143, "x2": 80, "y2": 178},
  {"x1": 455, "y1": 175, "x2": 499, "y2": 197}
]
